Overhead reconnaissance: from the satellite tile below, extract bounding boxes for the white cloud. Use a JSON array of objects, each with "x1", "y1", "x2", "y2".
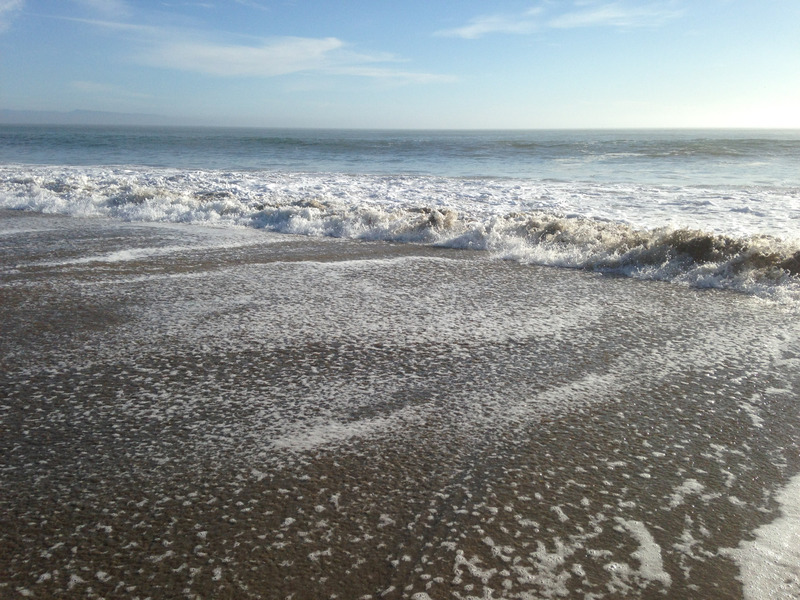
[
  {"x1": 0, "y1": 0, "x2": 22, "y2": 12},
  {"x1": 327, "y1": 65, "x2": 457, "y2": 84},
  {"x1": 56, "y1": 15, "x2": 161, "y2": 35},
  {"x1": 137, "y1": 36, "x2": 453, "y2": 83},
  {"x1": 436, "y1": 8, "x2": 542, "y2": 39},
  {"x1": 58, "y1": 10, "x2": 453, "y2": 84},
  {"x1": 438, "y1": 2, "x2": 683, "y2": 39},
  {"x1": 143, "y1": 36, "x2": 345, "y2": 77},
  {"x1": 233, "y1": 0, "x2": 269, "y2": 10},
  {"x1": 0, "y1": 0, "x2": 24, "y2": 32},
  {"x1": 73, "y1": 0, "x2": 130, "y2": 18},
  {"x1": 548, "y1": 2, "x2": 683, "y2": 28}
]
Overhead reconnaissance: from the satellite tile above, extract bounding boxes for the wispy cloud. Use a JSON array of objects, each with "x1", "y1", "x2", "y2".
[
  {"x1": 436, "y1": 8, "x2": 543, "y2": 39},
  {"x1": 0, "y1": 0, "x2": 24, "y2": 32},
  {"x1": 61, "y1": 11, "x2": 452, "y2": 84},
  {"x1": 143, "y1": 37, "x2": 346, "y2": 77},
  {"x1": 55, "y1": 15, "x2": 162, "y2": 35},
  {"x1": 159, "y1": 1, "x2": 214, "y2": 8},
  {"x1": 548, "y1": 2, "x2": 683, "y2": 28},
  {"x1": 326, "y1": 65, "x2": 457, "y2": 84},
  {"x1": 139, "y1": 36, "x2": 455, "y2": 83},
  {"x1": 233, "y1": 0, "x2": 269, "y2": 11},
  {"x1": 72, "y1": 0, "x2": 130, "y2": 18},
  {"x1": 437, "y1": 1, "x2": 683, "y2": 38}
]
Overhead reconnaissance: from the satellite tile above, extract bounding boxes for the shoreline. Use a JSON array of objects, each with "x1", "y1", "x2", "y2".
[{"x1": 2, "y1": 211, "x2": 800, "y2": 599}]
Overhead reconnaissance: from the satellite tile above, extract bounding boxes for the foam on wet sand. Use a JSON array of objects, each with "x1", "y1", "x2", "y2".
[{"x1": 2, "y1": 210, "x2": 800, "y2": 599}]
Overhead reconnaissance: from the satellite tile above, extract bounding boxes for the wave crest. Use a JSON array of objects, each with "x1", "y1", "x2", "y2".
[{"x1": 2, "y1": 166, "x2": 798, "y2": 302}]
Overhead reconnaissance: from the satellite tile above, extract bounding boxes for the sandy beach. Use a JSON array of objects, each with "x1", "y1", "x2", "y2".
[{"x1": 2, "y1": 209, "x2": 800, "y2": 599}]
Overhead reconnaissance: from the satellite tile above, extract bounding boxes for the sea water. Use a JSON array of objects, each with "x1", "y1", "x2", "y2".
[
  {"x1": 1, "y1": 126, "x2": 800, "y2": 599},
  {"x1": 1, "y1": 126, "x2": 799, "y2": 302}
]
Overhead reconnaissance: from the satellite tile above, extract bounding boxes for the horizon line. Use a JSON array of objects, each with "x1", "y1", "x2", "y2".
[{"x1": 2, "y1": 109, "x2": 799, "y2": 132}]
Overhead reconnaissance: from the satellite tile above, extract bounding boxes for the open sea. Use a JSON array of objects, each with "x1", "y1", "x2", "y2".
[{"x1": 1, "y1": 126, "x2": 800, "y2": 599}]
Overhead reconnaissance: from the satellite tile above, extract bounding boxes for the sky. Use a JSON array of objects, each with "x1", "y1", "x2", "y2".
[{"x1": 1, "y1": 0, "x2": 799, "y2": 129}]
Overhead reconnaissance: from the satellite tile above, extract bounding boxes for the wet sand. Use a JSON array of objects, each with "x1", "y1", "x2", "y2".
[{"x1": 2, "y1": 210, "x2": 800, "y2": 599}]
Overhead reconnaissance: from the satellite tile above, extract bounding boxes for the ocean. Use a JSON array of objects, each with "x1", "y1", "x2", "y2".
[
  {"x1": 1, "y1": 126, "x2": 799, "y2": 599},
  {"x1": 1, "y1": 126, "x2": 799, "y2": 304}
]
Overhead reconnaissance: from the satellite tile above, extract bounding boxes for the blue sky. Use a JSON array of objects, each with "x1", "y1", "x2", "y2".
[{"x1": 1, "y1": 0, "x2": 799, "y2": 128}]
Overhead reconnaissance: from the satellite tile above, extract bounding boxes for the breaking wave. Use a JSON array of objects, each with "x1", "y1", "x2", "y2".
[{"x1": 2, "y1": 165, "x2": 798, "y2": 303}]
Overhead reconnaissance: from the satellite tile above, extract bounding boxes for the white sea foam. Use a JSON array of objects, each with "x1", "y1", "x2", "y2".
[
  {"x1": 668, "y1": 479, "x2": 706, "y2": 508},
  {"x1": 33, "y1": 236, "x2": 269, "y2": 267},
  {"x1": 5, "y1": 206, "x2": 800, "y2": 599},
  {"x1": 2, "y1": 165, "x2": 798, "y2": 302},
  {"x1": 723, "y1": 474, "x2": 800, "y2": 599},
  {"x1": 35, "y1": 245, "x2": 201, "y2": 267},
  {"x1": 614, "y1": 518, "x2": 672, "y2": 587},
  {"x1": 2, "y1": 166, "x2": 798, "y2": 239}
]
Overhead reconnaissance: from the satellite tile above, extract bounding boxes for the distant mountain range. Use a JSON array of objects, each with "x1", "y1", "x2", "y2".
[{"x1": 0, "y1": 109, "x2": 191, "y2": 126}]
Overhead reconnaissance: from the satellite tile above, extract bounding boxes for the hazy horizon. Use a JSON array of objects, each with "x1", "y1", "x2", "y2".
[{"x1": 4, "y1": 109, "x2": 800, "y2": 132}]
